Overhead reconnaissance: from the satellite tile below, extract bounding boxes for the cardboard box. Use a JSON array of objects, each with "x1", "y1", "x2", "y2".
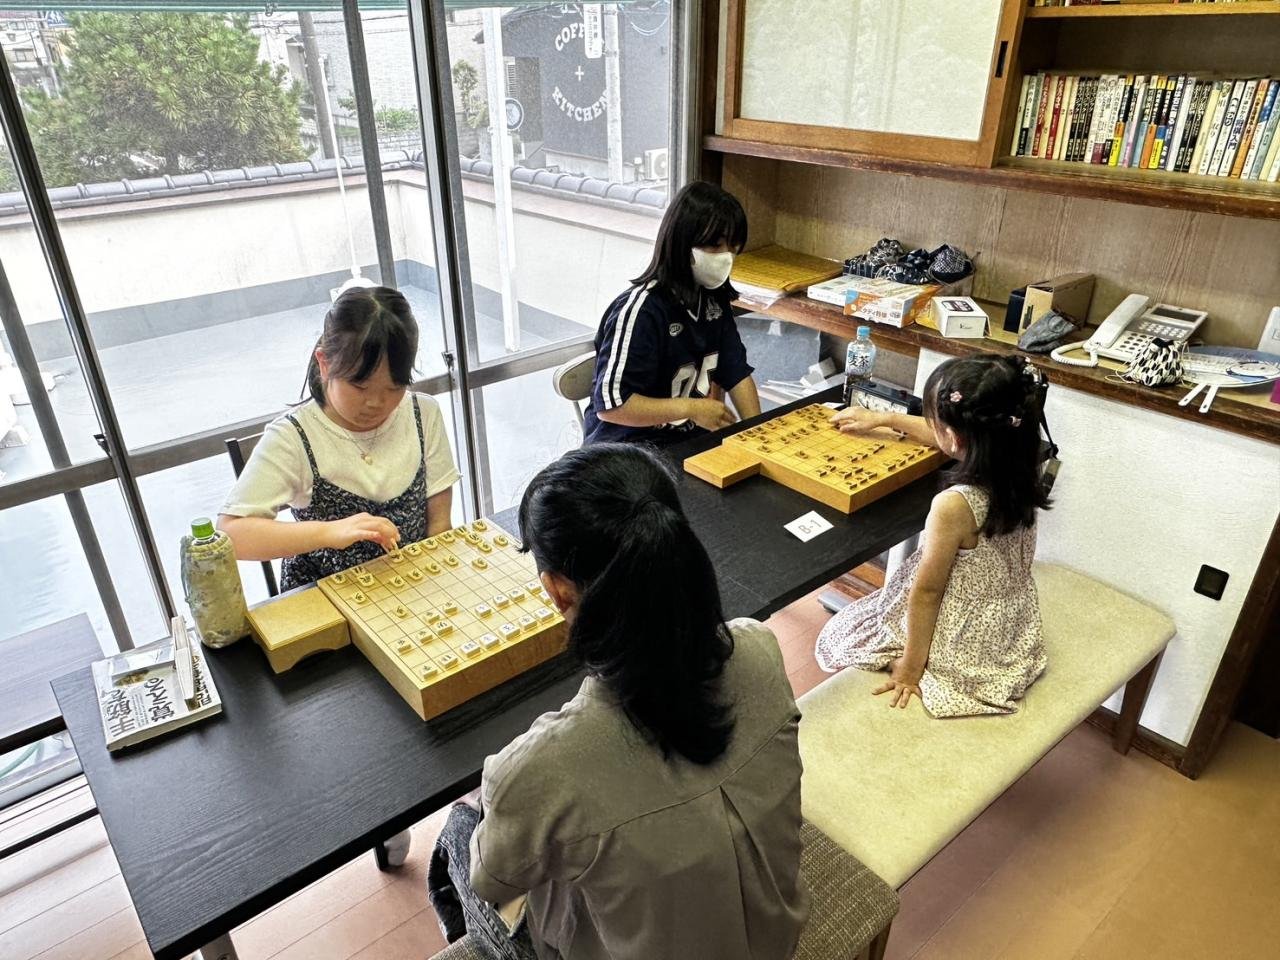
[
  {"x1": 842, "y1": 278, "x2": 939, "y2": 328},
  {"x1": 932, "y1": 297, "x2": 989, "y2": 338},
  {"x1": 1020, "y1": 273, "x2": 1095, "y2": 332}
]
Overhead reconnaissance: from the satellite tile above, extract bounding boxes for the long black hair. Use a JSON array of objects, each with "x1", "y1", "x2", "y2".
[
  {"x1": 518, "y1": 443, "x2": 736, "y2": 765},
  {"x1": 303, "y1": 286, "x2": 418, "y2": 405},
  {"x1": 924, "y1": 354, "x2": 1052, "y2": 536},
  {"x1": 633, "y1": 181, "x2": 748, "y2": 309}
]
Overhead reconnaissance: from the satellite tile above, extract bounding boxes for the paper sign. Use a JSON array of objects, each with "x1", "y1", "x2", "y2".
[
  {"x1": 583, "y1": 6, "x2": 603, "y2": 59},
  {"x1": 785, "y1": 511, "x2": 833, "y2": 542}
]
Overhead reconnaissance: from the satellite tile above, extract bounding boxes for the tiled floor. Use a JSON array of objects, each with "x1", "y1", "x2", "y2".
[{"x1": 2, "y1": 589, "x2": 1277, "y2": 960}]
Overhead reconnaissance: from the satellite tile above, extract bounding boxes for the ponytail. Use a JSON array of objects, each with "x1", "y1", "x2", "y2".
[{"x1": 519, "y1": 445, "x2": 735, "y2": 765}]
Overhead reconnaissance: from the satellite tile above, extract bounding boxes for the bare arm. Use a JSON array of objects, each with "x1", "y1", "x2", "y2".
[
  {"x1": 874, "y1": 491, "x2": 974, "y2": 708},
  {"x1": 830, "y1": 408, "x2": 938, "y2": 447},
  {"x1": 217, "y1": 513, "x2": 399, "y2": 562},
  {"x1": 598, "y1": 394, "x2": 737, "y2": 432},
  {"x1": 727, "y1": 376, "x2": 761, "y2": 420},
  {"x1": 427, "y1": 489, "x2": 453, "y2": 537}
]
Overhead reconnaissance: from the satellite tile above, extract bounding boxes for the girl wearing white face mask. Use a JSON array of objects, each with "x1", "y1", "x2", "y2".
[{"x1": 583, "y1": 181, "x2": 761, "y2": 446}]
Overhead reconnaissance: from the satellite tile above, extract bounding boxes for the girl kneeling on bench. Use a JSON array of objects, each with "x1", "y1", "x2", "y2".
[
  {"x1": 427, "y1": 443, "x2": 808, "y2": 960},
  {"x1": 818, "y1": 355, "x2": 1052, "y2": 717}
]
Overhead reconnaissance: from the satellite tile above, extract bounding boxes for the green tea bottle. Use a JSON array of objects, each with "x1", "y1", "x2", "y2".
[{"x1": 180, "y1": 517, "x2": 250, "y2": 648}]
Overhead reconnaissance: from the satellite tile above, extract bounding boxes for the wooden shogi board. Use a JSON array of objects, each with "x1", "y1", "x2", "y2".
[
  {"x1": 684, "y1": 403, "x2": 946, "y2": 514},
  {"x1": 316, "y1": 519, "x2": 567, "y2": 720}
]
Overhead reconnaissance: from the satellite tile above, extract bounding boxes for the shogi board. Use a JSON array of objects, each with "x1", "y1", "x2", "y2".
[
  {"x1": 316, "y1": 519, "x2": 567, "y2": 720},
  {"x1": 684, "y1": 403, "x2": 946, "y2": 514}
]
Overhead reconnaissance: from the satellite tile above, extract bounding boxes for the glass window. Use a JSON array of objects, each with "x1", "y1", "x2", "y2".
[
  {"x1": 0, "y1": 484, "x2": 164, "y2": 653},
  {"x1": 4, "y1": 7, "x2": 449, "y2": 449},
  {"x1": 443, "y1": 3, "x2": 673, "y2": 364}
]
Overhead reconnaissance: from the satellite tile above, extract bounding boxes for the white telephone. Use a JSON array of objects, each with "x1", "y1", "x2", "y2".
[{"x1": 1051, "y1": 294, "x2": 1208, "y2": 367}]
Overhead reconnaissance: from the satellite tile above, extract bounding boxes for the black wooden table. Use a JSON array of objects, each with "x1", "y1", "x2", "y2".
[
  {"x1": 1, "y1": 613, "x2": 101, "y2": 755},
  {"x1": 51, "y1": 387, "x2": 936, "y2": 960}
]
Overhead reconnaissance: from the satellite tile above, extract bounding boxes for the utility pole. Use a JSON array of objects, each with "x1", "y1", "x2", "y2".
[
  {"x1": 299, "y1": 11, "x2": 335, "y2": 159},
  {"x1": 603, "y1": 3, "x2": 623, "y2": 184},
  {"x1": 482, "y1": 7, "x2": 520, "y2": 353}
]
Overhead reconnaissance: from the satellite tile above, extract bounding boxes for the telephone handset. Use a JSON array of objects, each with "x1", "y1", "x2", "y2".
[{"x1": 1051, "y1": 294, "x2": 1208, "y2": 367}]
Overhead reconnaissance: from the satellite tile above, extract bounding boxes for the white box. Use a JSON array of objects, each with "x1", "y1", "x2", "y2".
[
  {"x1": 932, "y1": 297, "x2": 989, "y2": 338},
  {"x1": 807, "y1": 275, "x2": 874, "y2": 306}
]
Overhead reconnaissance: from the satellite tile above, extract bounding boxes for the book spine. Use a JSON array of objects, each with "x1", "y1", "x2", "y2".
[
  {"x1": 1265, "y1": 118, "x2": 1280, "y2": 181},
  {"x1": 1240, "y1": 79, "x2": 1277, "y2": 179},
  {"x1": 1102, "y1": 75, "x2": 1124, "y2": 164},
  {"x1": 1137, "y1": 76, "x2": 1163, "y2": 168},
  {"x1": 1152, "y1": 75, "x2": 1183, "y2": 169},
  {"x1": 1143, "y1": 76, "x2": 1170, "y2": 169},
  {"x1": 1177, "y1": 81, "x2": 1210, "y2": 174},
  {"x1": 1077, "y1": 77, "x2": 1099, "y2": 162},
  {"x1": 1232, "y1": 78, "x2": 1271, "y2": 178},
  {"x1": 1031, "y1": 74, "x2": 1052, "y2": 158},
  {"x1": 1086, "y1": 75, "x2": 1111, "y2": 164},
  {"x1": 1013, "y1": 74, "x2": 1032, "y2": 156},
  {"x1": 1248, "y1": 93, "x2": 1280, "y2": 179},
  {"x1": 1164, "y1": 75, "x2": 1194, "y2": 172},
  {"x1": 1121, "y1": 75, "x2": 1149, "y2": 167},
  {"x1": 1060, "y1": 76, "x2": 1079, "y2": 161},
  {"x1": 1109, "y1": 75, "x2": 1135, "y2": 166},
  {"x1": 1046, "y1": 75, "x2": 1067, "y2": 160},
  {"x1": 1220, "y1": 78, "x2": 1259, "y2": 177},
  {"x1": 1196, "y1": 81, "x2": 1230, "y2": 175},
  {"x1": 1208, "y1": 79, "x2": 1245, "y2": 176}
]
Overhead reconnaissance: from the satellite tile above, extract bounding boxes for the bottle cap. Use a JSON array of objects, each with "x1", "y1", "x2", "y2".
[
  {"x1": 191, "y1": 517, "x2": 215, "y2": 539},
  {"x1": 857, "y1": 325, "x2": 871, "y2": 338}
]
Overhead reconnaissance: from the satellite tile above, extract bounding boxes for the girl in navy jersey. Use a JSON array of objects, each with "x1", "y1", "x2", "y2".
[{"x1": 583, "y1": 181, "x2": 761, "y2": 445}]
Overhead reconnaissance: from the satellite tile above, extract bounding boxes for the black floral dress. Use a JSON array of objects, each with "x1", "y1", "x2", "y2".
[{"x1": 280, "y1": 399, "x2": 429, "y2": 592}]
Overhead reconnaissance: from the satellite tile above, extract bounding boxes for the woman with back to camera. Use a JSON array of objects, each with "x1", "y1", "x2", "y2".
[{"x1": 426, "y1": 443, "x2": 808, "y2": 960}]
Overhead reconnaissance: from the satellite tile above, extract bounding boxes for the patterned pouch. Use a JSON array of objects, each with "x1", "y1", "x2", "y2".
[
  {"x1": 928, "y1": 244, "x2": 974, "y2": 283},
  {"x1": 1123, "y1": 337, "x2": 1183, "y2": 386}
]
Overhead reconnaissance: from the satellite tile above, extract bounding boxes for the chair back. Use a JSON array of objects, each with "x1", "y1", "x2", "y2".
[{"x1": 552, "y1": 351, "x2": 597, "y2": 427}]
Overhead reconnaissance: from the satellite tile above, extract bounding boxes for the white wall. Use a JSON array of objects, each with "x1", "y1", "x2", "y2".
[
  {"x1": 917, "y1": 348, "x2": 1280, "y2": 746},
  {"x1": 0, "y1": 176, "x2": 659, "y2": 338}
]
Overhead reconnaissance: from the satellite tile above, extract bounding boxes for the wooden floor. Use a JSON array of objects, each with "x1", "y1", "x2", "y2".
[{"x1": 3, "y1": 587, "x2": 1278, "y2": 960}]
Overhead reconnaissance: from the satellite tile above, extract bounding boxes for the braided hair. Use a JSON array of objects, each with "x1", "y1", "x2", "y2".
[{"x1": 923, "y1": 354, "x2": 1052, "y2": 536}]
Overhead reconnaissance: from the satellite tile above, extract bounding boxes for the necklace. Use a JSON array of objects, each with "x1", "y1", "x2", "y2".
[{"x1": 342, "y1": 417, "x2": 391, "y2": 466}]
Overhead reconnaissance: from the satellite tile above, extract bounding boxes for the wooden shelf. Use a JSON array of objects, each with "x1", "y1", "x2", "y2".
[
  {"x1": 704, "y1": 135, "x2": 1280, "y2": 220},
  {"x1": 1025, "y1": 1, "x2": 1280, "y2": 20},
  {"x1": 733, "y1": 295, "x2": 1280, "y2": 445}
]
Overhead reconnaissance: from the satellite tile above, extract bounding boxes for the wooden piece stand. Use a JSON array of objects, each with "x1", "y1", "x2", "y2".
[
  {"x1": 685, "y1": 404, "x2": 946, "y2": 513},
  {"x1": 247, "y1": 589, "x2": 351, "y2": 674}
]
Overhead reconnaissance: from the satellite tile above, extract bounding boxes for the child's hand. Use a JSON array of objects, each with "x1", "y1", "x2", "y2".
[
  {"x1": 872, "y1": 658, "x2": 924, "y2": 709},
  {"x1": 686, "y1": 398, "x2": 739, "y2": 432},
  {"x1": 830, "y1": 407, "x2": 887, "y2": 435},
  {"x1": 326, "y1": 513, "x2": 400, "y2": 552}
]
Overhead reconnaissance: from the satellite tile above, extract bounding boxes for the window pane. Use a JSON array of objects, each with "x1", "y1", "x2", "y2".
[
  {"x1": 4, "y1": 8, "x2": 448, "y2": 449},
  {"x1": 444, "y1": 3, "x2": 672, "y2": 363},
  {"x1": 0, "y1": 484, "x2": 165, "y2": 654}
]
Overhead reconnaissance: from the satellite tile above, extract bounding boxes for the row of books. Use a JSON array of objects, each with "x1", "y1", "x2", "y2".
[
  {"x1": 1010, "y1": 72, "x2": 1280, "y2": 182},
  {"x1": 1029, "y1": 2, "x2": 1265, "y2": 6}
]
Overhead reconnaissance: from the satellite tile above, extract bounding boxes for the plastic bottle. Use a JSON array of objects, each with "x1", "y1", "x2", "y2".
[
  {"x1": 843, "y1": 326, "x2": 878, "y2": 406},
  {"x1": 180, "y1": 517, "x2": 250, "y2": 648}
]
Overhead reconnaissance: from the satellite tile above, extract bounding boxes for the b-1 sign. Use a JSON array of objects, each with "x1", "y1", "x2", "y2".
[{"x1": 785, "y1": 511, "x2": 833, "y2": 543}]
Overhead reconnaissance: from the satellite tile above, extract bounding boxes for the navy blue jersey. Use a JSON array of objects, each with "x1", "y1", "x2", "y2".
[{"x1": 583, "y1": 283, "x2": 754, "y2": 445}]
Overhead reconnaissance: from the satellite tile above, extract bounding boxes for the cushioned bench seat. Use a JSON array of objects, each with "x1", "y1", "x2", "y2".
[
  {"x1": 798, "y1": 562, "x2": 1176, "y2": 890},
  {"x1": 429, "y1": 820, "x2": 900, "y2": 960}
]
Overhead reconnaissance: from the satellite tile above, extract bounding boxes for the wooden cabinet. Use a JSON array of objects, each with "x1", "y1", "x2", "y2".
[
  {"x1": 709, "y1": 0, "x2": 1280, "y2": 219},
  {"x1": 721, "y1": 0, "x2": 1025, "y2": 165}
]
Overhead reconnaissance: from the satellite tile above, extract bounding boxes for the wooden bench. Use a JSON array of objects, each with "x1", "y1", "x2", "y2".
[
  {"x1": 429, "y1": 821, "x2": 900, "y2": 960},
  {"x1": 798, "y1": 562, "x2": 1176, "y2": 894}
]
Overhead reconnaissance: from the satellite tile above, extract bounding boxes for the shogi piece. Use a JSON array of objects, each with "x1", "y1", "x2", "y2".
[
  {"x1": 247, "y1": 587, "x2": 351, "y2": 674},
  {"x1": 684, "y1": 403, "x2": 947, "y2": 514},
  {"x1": 316, "y1": 519, "x2": 568, "y2": 720}
]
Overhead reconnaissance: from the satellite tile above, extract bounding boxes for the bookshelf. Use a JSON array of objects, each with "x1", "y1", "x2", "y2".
[{"x1": 706, "y1": 1, "x2": 1280, "y2": 219}]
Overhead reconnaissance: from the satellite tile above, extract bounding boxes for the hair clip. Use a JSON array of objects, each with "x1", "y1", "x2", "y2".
[
  {"x1": 1009, "y1": 415, "x2": 1022, "y2": 427},
  {"x1": 947, "y1": 390, "x2": 963, "y2": 403}
]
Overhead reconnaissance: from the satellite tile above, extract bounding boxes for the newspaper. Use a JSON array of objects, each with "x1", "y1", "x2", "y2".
[{"x1": 92, "y1": 640, "x2": 222, "y2": 752}]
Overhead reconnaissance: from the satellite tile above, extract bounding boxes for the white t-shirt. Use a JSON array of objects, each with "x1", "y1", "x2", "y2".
[{"x1": 221, "y1": 392, "x2": 460, "y2": 519}]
